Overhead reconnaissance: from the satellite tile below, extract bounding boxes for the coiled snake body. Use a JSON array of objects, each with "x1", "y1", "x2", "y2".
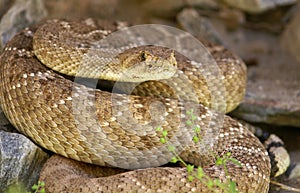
[{"x1": 0, "y1": 19, "x2": 271, "y2": 192}]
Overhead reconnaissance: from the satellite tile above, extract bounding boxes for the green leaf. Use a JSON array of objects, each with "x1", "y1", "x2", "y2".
[
  {"x1": 188, "y1": 175, "x2": 194, "y2": 181},
  {"x1": 196, "y1": 167, "x2": 204, "y2": 179},
  {"x1": 186, "y1": 120, "x2": 192, "y2": 126},
  {"x1": 186, "y1": 164, "x2": 194, "y2": 173},
  {"x1": 170, "y1": 157, "x2": 178, "y2": 163},
  {"x1": 207, "y1": 179, "x2": 214, "y2": 188},
  {"x1": 216, "y1": 158, "x2": 223, "y2": 166},
  {"x1": 159, "y1": 138, "x2": 166, "y2": 144},
  {"x1": 213, "y1": 179, "x2": 222, "y2": 187},
  {"x1": 186, "y1": 110, "x2": 192, "y2": 115},
  {"x1": 162, "y1": 130, "x2": 168, "y2": 137},
  {"x1": 39, "y1": 181, "x2": 45, "y2": 186},
  {"x1": 191, "y1": 115, "x2": 197, "y2": 121},
  {"x1": 156, "y1": 126, "x2": 162, "y2": 131},
  {"x1": 226, "y1": 152, "x2": 231, "y2": 157},
  {"x1": 228, "y1": 158, "x2": 242, "y2": 167},
  {"x1": 194, "y1": 126, "x2": 200, "y2": 133},
  {"x1": 31, "y1": 184, "x2": 38, "y2": 190},
  {"x1": 192, "y1": 136, "x2": 199, "y2": 143},
  {"x1": 228, "y1": 181, "x2": 238, "y2": 193}
]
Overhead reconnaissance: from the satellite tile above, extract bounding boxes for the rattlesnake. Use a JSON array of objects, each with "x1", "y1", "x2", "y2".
[{"x1": 0, "y1": 19, "x2": 275, "y2": 192}]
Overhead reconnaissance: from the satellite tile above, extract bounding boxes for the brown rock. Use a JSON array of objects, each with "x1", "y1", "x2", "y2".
[{"x1": 224, "y1": 0, "x2": 296, "y2": 13}]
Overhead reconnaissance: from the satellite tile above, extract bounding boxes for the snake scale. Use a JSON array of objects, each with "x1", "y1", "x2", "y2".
[{"x1": 0, "y1": 19, "x2": 273, "y2": 192}]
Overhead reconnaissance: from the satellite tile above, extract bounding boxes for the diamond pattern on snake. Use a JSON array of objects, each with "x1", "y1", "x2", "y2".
[{"x1": 0, "y1": 19, "x2": 285, "y2": 192}]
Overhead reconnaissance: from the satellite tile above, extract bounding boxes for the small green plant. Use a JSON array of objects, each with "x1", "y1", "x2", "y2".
[
  {"x1": 5, "y1": 181, "x2": 45, "y2": 193},
  {"x1": 156, "y1": 109, "x2": 241, "y2": 193},
  {"x1": 26, "y1": 181, "x2": 45, "y2": 193}
]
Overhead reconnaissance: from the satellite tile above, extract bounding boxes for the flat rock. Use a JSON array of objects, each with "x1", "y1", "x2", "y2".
[
  {"x1": 227, "y1": 28, "x2": 300, "y2": 127},
  {"x1": 223, "y1": 0, "x2": 296, "y2": 13},
  {"x1": 232, "y1": 60, "x2": 300, "y2": 127}
]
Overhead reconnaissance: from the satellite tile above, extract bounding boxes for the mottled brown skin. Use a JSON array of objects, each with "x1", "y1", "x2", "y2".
[{"x1": 0, "y1": 19, "x2": 270, "y2": 192}]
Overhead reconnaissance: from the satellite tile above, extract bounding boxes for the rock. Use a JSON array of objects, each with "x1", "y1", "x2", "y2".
[
  {"x1": 196, "y1": 13, "x2": 300, "y2": 127},
  {"x1": 281, "y1": 4, "x2": 300, "y2": 62},
  {"x1": 177, "y1": 7, "x2": 300, "y2": 127},
  {"x1": 269, "y1": 161, "x2": 300, "y2": 192},
  {"x1": 0, "y1": 108, "x2": 49, "y2": 192},
  {"x1": 223, "y1": 0, "x2": 296, "y2": 13},
  {"x1": 44, "y1": 0, "x2": 118, "y2": 20},
  {"x1": 230, "y1": 46, "x2": 300, "y2": 127},
  {"x1": 177, "y1": 8, "x2": 223, "y2": 45},
  {"x1": 0, "y1": 0, "x2": 13, "y2": 18},
  {"x1": 288, "y1": 162, "x2": 300, "y2": 179},
  {"x1": 143, "y1": 0, "x2": 185, "y2": 18},
  {"x1": 0, "y1": 128, "x2": 49, "y2": 192},
  {"x1": 143, "y1": 0, "x2": 218, "y2": 18},
  {"x1": 0, "y1": 0, "x2": 47, "y2": 50},
  {"x1": 184, "y1": 0, "x2": 218, "y2": 8}
]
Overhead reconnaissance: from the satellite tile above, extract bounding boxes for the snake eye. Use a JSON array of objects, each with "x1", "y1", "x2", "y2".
[{"x1": 140, "y1": 51, "x2": 147, "y2": 61}]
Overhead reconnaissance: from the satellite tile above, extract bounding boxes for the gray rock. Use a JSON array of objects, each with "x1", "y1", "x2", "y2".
[
  {"x1": 184, "y1": 0, "x2": 218, "y2": 8},
  {"x1": 177, "y1": 8, "x2": 223, "y2": 45},
  {"x1": 177, "y1": 7, "x2": 300, "y2": 127},
  {"x1": 143, "y1": 0, "x2": 218, "y2": 17},
  {"x1": 0, "y1": 0, "x2": 13, "y2": 18},
  {"x1": 0, "y1": 0, "x2": 47, "y2": 50},
  {"x1": 0, "y1": 128, "x2": 49, "y2": 192},
  {"x1": 230, "y1": 37, "x2": 300, "y2": 127},
  {"x1": 269, "y1": 161, "x2": 300, "y2": 192},
  {"x1": 192, "y1": 13, "x2": 300, "y2": 127},
  {"x1": 288, "y1": 161, "x2": 300, "y2": 179},
  {"x1": 0, "y1": 108, "x2": 49, "y2": 192},
  {"x1": 281, "y1": 4, "x2": 300, "y2": 62},
  {"x1": 223, "y1": 0, "x2": 296, "y2": 13}
]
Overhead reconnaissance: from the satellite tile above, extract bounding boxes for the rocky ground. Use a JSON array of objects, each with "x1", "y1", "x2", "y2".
[{"x1": 0, "y1": 0, "x2": 299, "y2": 192}]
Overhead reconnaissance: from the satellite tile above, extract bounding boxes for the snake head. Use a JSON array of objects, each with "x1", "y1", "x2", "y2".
[{"x1": 117, "y1": 45, "x2": 177, "y2": 82}]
